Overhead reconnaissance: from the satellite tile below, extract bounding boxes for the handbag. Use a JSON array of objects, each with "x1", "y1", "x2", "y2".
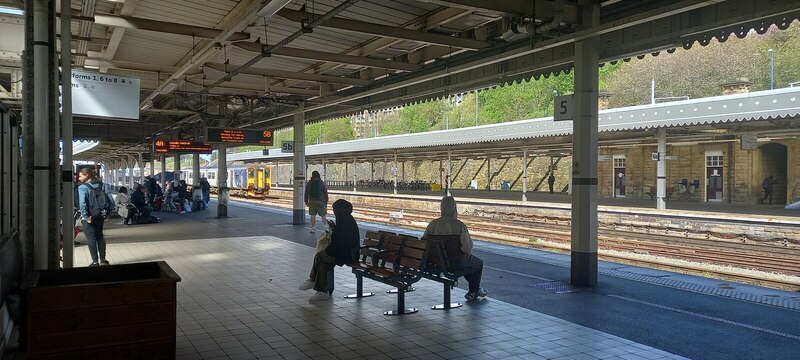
[{"x1": 316, "y1": 231, "x2": 331, "y2": 253}]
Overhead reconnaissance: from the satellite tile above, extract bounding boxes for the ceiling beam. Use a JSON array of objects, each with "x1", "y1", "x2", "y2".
[
  {"x1": 74, "y1": 12, "x2": 251, "y2": 42},
  {"x1": 204, "y1": 62, "x2": 368, "y2": 86},
  {"x1": 277, "y1": 8, "x2": 489, "y2": 50},
  {"x1": 185, "y1": 78, "x2": 323, "y2": 96},
  {"x1": 233, "y1": 42, "x2": 420, "y2": 71},
  {"x1": 415, "y1": 0, "x2": 580, "y2": 24},
  {"x1": 102, "y1": 0, "x2": 140, "y2": 73},
  {"x1": 83, "y1": 59, "x2": 204, "y2": 75}
]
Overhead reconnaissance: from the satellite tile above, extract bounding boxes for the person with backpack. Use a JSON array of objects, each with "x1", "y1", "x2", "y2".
[
  {"x1": 77, "y1": 167, "x2": 114, "y2": 266},
  {"x1": 304, "y1": 171, "x2": 329, "y2": 233}
]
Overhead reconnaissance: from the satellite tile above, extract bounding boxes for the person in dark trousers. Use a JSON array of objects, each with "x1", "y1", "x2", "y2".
[
  {"x1": 77, "y1": 167, "x2": 114, "y2": 267},
  {"x1": 146, "y1": 176, "x2": 159, "y2": 205},
  {"x1": 131, "y1": 185, "x2": 154, "y2": 221},
  {"x1": 762, "y1": 175, "x2": 776, "y2": 205},
  {"x1": 304, "y1": 171, "x2": 329, "y2": 233},
  {"x1": 548, "y1": 172, "x2": 556, "y2": 194},
  {"x1": 200, "y1": 177, "x2": 211, "y2": 210},
  {"x1": 298, "y1": 199, "x2": 360, "y2": 301},
  {"x1": 423, "y1": 196, "x2": 488, "y2": 301}
]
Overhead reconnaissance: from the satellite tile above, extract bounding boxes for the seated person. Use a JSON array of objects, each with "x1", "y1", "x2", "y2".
[
  {"x1": 298, "y1": 199, "x2": 361, "y2": 301},
  {"x1": 423, "y1": 196, "x2": 488, "y2": 301},
  {"x1": 114, "y1": 186, "x2": 133, "y2": 225},
  {"x1": 131, "y1": 185, "x2": 154, "y2": 221}
]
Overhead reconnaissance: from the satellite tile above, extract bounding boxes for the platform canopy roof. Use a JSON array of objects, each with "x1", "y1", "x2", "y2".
[
  {"x1": 224, "y1": 87, "x2": 800, "y2": 162},
  {"x1": 2, "y1": 0, "x2": 800, "y2": 162}
]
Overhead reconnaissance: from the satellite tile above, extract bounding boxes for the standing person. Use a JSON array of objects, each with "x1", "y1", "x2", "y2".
[
  {"x1": 298, "y1": 199, "x2": 361, "y2": 301},
  {"x1": 423, "y1": 196, "x2": 488, "y2": 301},
  {"x1": 304, "y1": 170, "x2": 329, "y2": 233},
  {"x1": 444, "y1": 174, "x2": 450, "y2": 195},
  {"x1": 146, "y1": 175, "x2": 159, "y2": 205},
  {"x1": 762, "y1": 175, "x2": 776, "y2": 205},
  {"x1": 114, "y1": 186, "x2": 132, "y2": 225},
  {"x1": 200, "y1": 177, "x2": 211, "y2": 210},
  {"x1": 77, "y1": 167, "x2": 114, "y2": 266},
  {"x1": 548, "y1": 172, "x2": 556, "y2": 194}
]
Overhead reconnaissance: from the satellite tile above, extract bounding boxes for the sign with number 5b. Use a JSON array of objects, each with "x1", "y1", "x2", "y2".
[
  {"x1": 281, "y1": 141, "x2": 294, "y2": 153},
  {"x1": 554, "y1": 95, "x2": 573, "y2": 121}
]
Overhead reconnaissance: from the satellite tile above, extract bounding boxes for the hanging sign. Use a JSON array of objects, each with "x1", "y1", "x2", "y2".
[
  {"x1": 69, "y1": 69, "x2": 140, "y2": 120},
  {"x1": 554, "y1": 95, "x2": 573, "y2": 121},
  {"x1": 153, "y1": 139, "x2": 212, "y2": 154},
  {"x1": 205, "y1": 127, "x2": 274, "y2": 146}
]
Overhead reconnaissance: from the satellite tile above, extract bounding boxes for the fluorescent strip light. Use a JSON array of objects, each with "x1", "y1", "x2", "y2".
[
  {"x1": 256, "y1": 0, "x2": 292, "y2": 17},
  {"x1": 0, "y1": 6, "x2": 24, "y2": 16}
]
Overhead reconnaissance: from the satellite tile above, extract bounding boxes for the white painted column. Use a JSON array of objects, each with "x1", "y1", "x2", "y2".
[
  {"x1": 522, "y1": 150, "x2": 528, "y2": 202},
  {"x1": 352, "y1": 157, "x2": 357, "y2": 192},
  {"x1": 657, "y1": 128, "x2": 667, "y2": 210},
  {"x1": 447, "y1": 152, "x2": 452, "y2": 197},
  {"x1": 139, "y1": 152, "x2": 145, "y2": 185},
  {"x1": 393, "y1": 151, "x2": 398, "y2": 195},
  {"x1": 570, "y1": 0, "x2": 600, "y2": 287},
  {"x1": 292, "y1": 103, "x2": 306, "y2": 225},
  {"x1": 322, "y1": 159, "x2": 327, "y2": 181},
  {"x1": 217, "y1": 146, "x2": 228, "y2": 217},
  {"x1": 127, "y1": 154, "x2": 135, "y2": 189}
]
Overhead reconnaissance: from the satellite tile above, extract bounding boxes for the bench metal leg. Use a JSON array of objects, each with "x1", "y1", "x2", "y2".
[
  {"x1": 431, "y1": 284, "x2": 462, "y2": 310},
  {"x1": 386, "y1": 286, "x2": 414, "y2": 294},
  {"x1": 344, "y1": 275, "x2": 375, "y2": 299},
  {"x1": 384, "y1": 288, "x2": 418, "y2": 316}
]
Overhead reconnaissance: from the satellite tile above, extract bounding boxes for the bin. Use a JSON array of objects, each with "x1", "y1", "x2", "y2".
[{"x1": 22, "y1": 261, "x2": 181, "y2": 359}]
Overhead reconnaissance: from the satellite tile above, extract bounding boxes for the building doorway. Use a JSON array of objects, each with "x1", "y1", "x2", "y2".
[
  {"x1": 613, "y1": 156, "x2": 626, "y2": 197},
  {"x1": 759, "y1": 143, "x2": 788, "y2": 205},
  {"x1": 705, "y1": 152, "x2": 724, "y2": 202}
]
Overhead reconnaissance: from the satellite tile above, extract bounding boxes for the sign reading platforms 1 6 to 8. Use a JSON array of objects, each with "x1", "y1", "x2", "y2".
[
  {"x1": 205, "y1": 127, "x2": 274, "y2": 146},
  {"x1": 70, "y1": 70, "x2": 140, "y2": 120}
]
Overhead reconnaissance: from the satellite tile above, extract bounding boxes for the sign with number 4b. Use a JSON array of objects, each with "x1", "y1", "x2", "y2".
[{"x1": 554, "y1": 95, "x2": 573, "y2": 121}]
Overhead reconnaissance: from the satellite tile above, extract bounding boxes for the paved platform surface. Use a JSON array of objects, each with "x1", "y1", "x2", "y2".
[{"x1": 70, "y1": 200, "x2": 800, "y2": 359}]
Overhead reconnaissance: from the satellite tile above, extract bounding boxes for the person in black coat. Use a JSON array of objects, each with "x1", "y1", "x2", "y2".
[
  {"x1": 131, "y1": 185, "x2": 154, "y2": 221},
  {"x1": 298, "y1": 199, "x2": 360, "y2": 301}
]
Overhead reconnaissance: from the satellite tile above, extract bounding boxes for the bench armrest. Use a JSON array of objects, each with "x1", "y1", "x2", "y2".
[{"x1": 371, "y1": 249, "x2": 400, "y2": 266}]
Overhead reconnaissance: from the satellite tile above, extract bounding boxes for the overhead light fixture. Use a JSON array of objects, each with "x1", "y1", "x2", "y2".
[
  {"x1": 0, "y1": 5, "x2": 24, "y2": 16},
  {"x1": 256, "y1": 0, "x2": 292, "y2": 17}
]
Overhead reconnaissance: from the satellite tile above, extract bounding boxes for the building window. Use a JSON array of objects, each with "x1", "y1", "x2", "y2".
[
  {"x1": 613, "y1": 158, "x2": 626, "y2": 168},
  {"x1": 706, "y1": 155, "x2": 723, "y2": 167}
]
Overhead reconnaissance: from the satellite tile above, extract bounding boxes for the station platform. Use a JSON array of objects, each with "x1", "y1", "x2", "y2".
[{"x1": 67, "y1": 200, "x2": 799, "y2": 360}]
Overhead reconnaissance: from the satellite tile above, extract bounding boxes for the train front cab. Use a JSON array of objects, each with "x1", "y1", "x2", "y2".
[{"x1": 246, "y1": 166, "x2": 270, "y2": 198}]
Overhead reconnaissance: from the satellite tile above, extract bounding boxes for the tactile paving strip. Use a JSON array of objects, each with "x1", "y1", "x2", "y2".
[{"x1": 530, "y1": 281, "x2": 583, "y2": 294}]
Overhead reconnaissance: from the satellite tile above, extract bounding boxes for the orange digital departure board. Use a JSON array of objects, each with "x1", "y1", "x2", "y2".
[
  {"x1": 153, "y1": 139, "x2": 212, "y2": 154},
  {"x1": 205, "y1": 127, "x2": 273, "y2": 146}
]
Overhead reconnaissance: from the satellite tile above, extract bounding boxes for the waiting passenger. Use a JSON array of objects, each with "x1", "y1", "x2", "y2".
[
  {"x1": 548, "y1": 172, "x2": 556, "y2": 194},
  {"x1": 299, "y1": 199, "x2": 361, "y2": 301},
  {"x1": 131, "y1": 185, "x2": 154, "y2": 221},
  {"x1": 200, "y1": 177, "x2": 211, "y2": 210},
  {"x1": 304, "y1": 171, "x2": 329, "y2": 233},
  {"x1": 114, "y1": 187, "x2": 133, "y2": 225},
  {"x1": 77, "y1": 167, "x2": 114, "y2": 266},
  {"x1": 762, "y1": 175, "x2": 776, "y2": 205},
  {"x1": 423, "y1": 196, "x2": 488, "y2": 301}
]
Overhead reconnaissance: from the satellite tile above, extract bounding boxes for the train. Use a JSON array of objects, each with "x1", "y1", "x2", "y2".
[{"x1": 181, "y1": 163, "x2": 272, "y2": 198}]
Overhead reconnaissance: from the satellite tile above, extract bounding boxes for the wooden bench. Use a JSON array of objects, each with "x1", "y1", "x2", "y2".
[
  {"x1": 646, "y1": 186, "x2": 675, "y2": 200},
  {"x1": 421, "y1": 234, "x2": 469, "y2": 310},
  {"x1": 348, "y1": 232, "x2": 430, "y2": 315}
]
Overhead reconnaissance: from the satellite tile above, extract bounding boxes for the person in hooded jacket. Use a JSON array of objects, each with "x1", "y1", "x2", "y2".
[
  {"x1": 298, "y1": 199, "x2": 361, "y2": 301},
  {"x1": 423, "y1": 196, "x2": 488, "y2": 301}
]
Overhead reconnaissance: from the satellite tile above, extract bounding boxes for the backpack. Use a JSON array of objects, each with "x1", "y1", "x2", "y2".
[
  {"x1": 83, "y1": 183, "x2": 111, "y2": 218},
  {"x1": 309, "y1": 179, "x2": 324, "y2": 200}
]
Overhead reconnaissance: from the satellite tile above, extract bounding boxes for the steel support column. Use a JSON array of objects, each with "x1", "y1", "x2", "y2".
[
  {"x1": 174, "y1": 154, "x2": 181, "y2": 184},
  {"x1": 60, "y1": 0, "x2": 74, "y2": 268},
  {"x1": 32, "y1": 0, "x2": 53, "y2": 270},
  {"x1": 160, "y1": 155, "x2": 166, "y2": 189},
  {"x1": 192, "y1": 152, "x2": 201, "y2": 210},
  {"x1": 150, "y1": 154, "x2": 155, "y2": 177},
  {"x1": 138, "y1": 152, "x2": 145, "y2": 185},
  {"x1": 570, "y1": 0, "x2": 599, "y2": 287},
  {"x1": 447, "y1": 152, "x2": 452, "y2": 197},
  {"x1": 128, "y1": 154, "x2": 134, "y2": 189},
  {"x1": 522, "y1": 150, "x2": 528, "y2": 201},
  {"x1": 292, "y1": 103, "x2": 306, "y2": 225},
  {"x1": 352, "y1": 158, "x2": 357, "y2": 192},
  {"x1": 656, "y1": 128, "x2": 667, "y2": 210}
]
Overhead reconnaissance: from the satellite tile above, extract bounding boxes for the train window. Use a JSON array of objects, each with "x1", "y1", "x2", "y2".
[{"x1": 247, "y1": 168, "x2": 255, "y2": 178}]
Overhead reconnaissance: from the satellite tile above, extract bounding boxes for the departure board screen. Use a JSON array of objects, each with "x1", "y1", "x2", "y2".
[
  {"x1": 205, "y1": 127, "x2": 274, "y2": 146},
  {"x1": 153, "y1": 140, "x2": 212, "y2": 154}
]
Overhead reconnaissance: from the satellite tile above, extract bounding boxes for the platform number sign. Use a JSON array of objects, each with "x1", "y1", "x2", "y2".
[
  {"x1": 281, "y1": 141, "x2": 294, "y2": 153},
  {"x1": 554, "y1": 95, "x2": 573, "y2": 121}
]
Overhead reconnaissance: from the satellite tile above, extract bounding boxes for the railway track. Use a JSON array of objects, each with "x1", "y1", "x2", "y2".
[{"x1": 236, "y1": 195, "x2": 800, "y2": 290}]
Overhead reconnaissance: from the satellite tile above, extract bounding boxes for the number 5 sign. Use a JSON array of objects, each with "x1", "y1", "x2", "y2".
[
  {"x1": 554, "y1": 95, "x2": 573, "y2": 121},
  {"x1": 281, "y1": 141, "x2": 294, "y2": 153}
]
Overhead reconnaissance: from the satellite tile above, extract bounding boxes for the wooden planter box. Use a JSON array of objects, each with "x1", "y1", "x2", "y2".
[{"x1": 22, "y1": 261, "x2": 181, "y2": 359}]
